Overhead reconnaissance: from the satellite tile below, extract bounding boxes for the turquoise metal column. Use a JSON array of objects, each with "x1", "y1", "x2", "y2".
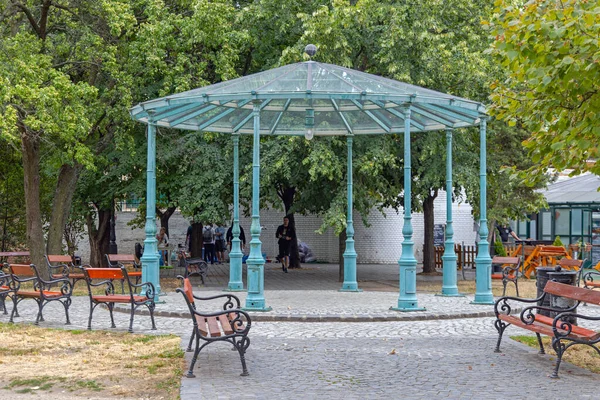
[
  {"x1": 440, "y1": 128, "x2": 462, "y2": 296},
  {"x1": 244, "y1": 101, "x2": 271, "y2": 311},
  {"x1": 141, "y1": 117, "x2": 161, "y2": 299},
  {"x1": 226, "y1": 133, "x2": 244, "y2": 291},
  {"x1": 340, "y1": 134, "x2": 361, "y2": 292},
  {"x1": 393, "y1": 106, "x2": 425, "y2": 311},
  {"x1": 473, "y1": 117, "x2": 494, "y2": 304}
]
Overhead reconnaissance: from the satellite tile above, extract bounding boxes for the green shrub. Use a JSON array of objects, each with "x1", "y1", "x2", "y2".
[{"x1": 553, "y1": 236, "x2": 564, "y2": 247}]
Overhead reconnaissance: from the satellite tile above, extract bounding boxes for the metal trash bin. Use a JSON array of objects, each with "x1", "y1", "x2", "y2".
[
  {"x1": 536, "y1": 267, "x2": 556, "y2": 318},
  {"x1": 547, "y1": 268, "x2": 578, "y2": 325}
]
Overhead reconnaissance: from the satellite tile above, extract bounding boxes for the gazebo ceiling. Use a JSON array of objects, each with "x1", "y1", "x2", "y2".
[{"x1": 130, "y1": 60, "x2": 487, "y2": 135}]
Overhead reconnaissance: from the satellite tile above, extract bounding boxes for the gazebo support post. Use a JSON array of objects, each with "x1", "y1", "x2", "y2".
[
  {"x1": 226, "y1": 133, "x2": 244, "y2": 291},
  {"x1": 440, "y1": 128, "x2": 462, "y2": 296},
  {"x1": 473, "y1": 117, "x2": 494, "y2": 304},
  {"x1": 340, "y1": 134, "x2": 361, "y2": 292},
  {"x1": 244, "y1": 101, "x2": 271, "y2": 311},
  {"x1": 393, "y1": 106, "x2": 425, "y2": 311},
  {"x1": 140, "y1": 116, "x2": 161, "y2": 300}
]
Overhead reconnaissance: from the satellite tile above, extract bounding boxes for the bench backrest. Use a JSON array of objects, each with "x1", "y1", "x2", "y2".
[
  {"x1": 558, "y1": 258, "x2": 583, "y2": 268},
  {"x1": 9, "y1": 264, "x2": 35, "y2": 277},
  {"x1": 106, "y1": 254, "x2": 139, "y2": 268},
  {"x1": 0, "y1": 251, "x2": 30, "y2": 257},
  {"x1": 544, "y1": 280, "x2": 600, "y2": 306},
  {"x1": 85, "y1": 267, "x2": 124, "y2": 280},
  {"x1": 492, "y1": 256, "x2": 520, "y2": 266},
  {"x1": 46, "y1": 255, "x2": 73, "y2": 264}
]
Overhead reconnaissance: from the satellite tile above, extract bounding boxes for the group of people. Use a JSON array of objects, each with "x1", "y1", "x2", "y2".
[{"x1": 156, "y1": 215, "x2": 296, "y2": 269}]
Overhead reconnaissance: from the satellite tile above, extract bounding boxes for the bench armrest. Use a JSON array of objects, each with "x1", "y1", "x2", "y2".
[
  {"x1": 519, "y1": 302, "x2": 579, "y2": 325},
  {"x1": 552, "y1": 312, "x2": 600, "y2": 339},
  {"x1": 494, "y1": 293, "x2": 544, "y2": 316},
  {"x1": 192, "y1": 293, "x2": 241, "y2": 309},
  {"x1": 129, "y1": 281, "x2": 156, "y2": 300}
]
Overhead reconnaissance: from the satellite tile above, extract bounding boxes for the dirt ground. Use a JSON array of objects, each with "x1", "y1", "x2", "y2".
[{"x1": 0, "y1": 323, "x2": 183, "y2": 400}]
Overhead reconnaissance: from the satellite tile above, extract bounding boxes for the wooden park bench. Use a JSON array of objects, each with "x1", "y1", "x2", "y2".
[
  {"x1": 46, "y1": 254, "x2": 87, "y2": 288},
  {"x1": 6, "y1": 263, "x2": 73, "y2": 325},
  {"x1": 105, "y1": 254, "x2": 143, "y2": 292},
  {"x1": 494, "y1": 280, "x2": 600, "y2": 378},
  {"x1": 176, "y1": 276, "x2": 251, "y2": 377},
  {"x1": 82, "y1": 267, "x2": 156, "y2": 333},
  {"x1": 178, "y1": 250, "x2": 208, "y2": 284},
  {"x1": 491, "y1": 256, "x2": 521, "y2": 296}
]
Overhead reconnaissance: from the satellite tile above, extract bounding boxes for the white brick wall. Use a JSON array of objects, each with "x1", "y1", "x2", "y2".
[{"x1": 75, "y1": 190, "x2": 477, "y2": 265}]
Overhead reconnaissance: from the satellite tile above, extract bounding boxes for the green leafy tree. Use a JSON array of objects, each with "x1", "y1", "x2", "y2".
[{"x1": 488, "y1": 0, "x2": 600, "y2": 177}]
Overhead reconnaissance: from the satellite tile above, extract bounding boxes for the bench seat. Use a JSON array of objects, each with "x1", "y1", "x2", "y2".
[
  {"x1": 498, "y1": 314, "x2": 600, "y2": 341},
  {"x1": 91, "y1": 294, "x2": 150, "y2": 303}
]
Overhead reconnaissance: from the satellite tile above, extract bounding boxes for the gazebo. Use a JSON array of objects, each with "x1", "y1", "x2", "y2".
[{"x1": 130, "y1": 46, "x2": 494, "y2": 311}]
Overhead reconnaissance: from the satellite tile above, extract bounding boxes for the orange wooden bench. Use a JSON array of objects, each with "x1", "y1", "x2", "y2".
[
  {"x1": 494, "y1": 280, "x2": 600, "y2": 378},
  {"x1": 491, "y1": 256, "x2": 521, "y2": 296},
  {"x1": 6, "y1": 263, "x2": 73, "y2": 325},
  {"x1": 82, "y1": 267, "x2": 156, "y2": 333},
  {"x1": 46, "y1": 254, "x2": 87, "y2": 288},
  {"x1": 176, "y1": 276, "x2": 251, "y2": 377}
]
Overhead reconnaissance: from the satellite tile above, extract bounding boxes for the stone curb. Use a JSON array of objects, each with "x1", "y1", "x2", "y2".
[{"x1": 112, "y1": 304, "x2": 513, "y2": 322}]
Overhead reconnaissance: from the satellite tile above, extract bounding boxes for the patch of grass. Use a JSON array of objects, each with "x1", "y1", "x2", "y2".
[
  {"x1": 74, "y1": 380, "x2": 103, "y2": 391},
  {"x1": 0, "y1": 322, "x2": 184, "y2": 399},
  {"x1": 512, "y1": 335, "x2": 600, "y2": 374}
]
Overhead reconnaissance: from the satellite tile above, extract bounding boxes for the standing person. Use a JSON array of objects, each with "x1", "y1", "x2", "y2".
[
  {"x1": 276, "y1": 216, "x2": 296, "y2": 273},
  {"x1": 496, "y1": 223, "x2": 520, "y2": 242},
  {"x1": 226, "y1": 222, "x2": 246, "y2": 252},
  {"x1": 202, "y1": 223, "x2": 216, "y2": 264},
  {"x1": 215, "y1": 223, "x2": 227, "y2": 263},
  {"x1": 156, "y1": 227, "x2": 169, "y2": 266},
  {"x1": 185, "y1": 222, "x2": 193, "y2": 252}
]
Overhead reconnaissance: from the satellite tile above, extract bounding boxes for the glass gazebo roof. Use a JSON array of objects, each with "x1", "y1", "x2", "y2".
[{"x1": 130, "y1": 61, "x2": 486, "y2": 135}]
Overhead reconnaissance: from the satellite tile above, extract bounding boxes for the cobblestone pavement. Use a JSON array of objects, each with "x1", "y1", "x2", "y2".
[{"x1": 2, "y1": 297, "x2": 600, "y2": 399}]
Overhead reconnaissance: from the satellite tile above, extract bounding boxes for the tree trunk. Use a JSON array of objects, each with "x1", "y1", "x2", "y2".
[
  {"x1": 157, "y1": 206, "x2": 177, "y2": 237},
  {"x1": 422, "y1": 190, "x2": 438, "y2": 274},
  {"x1": 339, "y1": 228, "x2": 346, "y2": 282},
  {"x1": 46, "y1": 163, "x2": 81, "y2": 255},
  {"x1": 86, "y1": 208, "x2": 111, "y2": 268},
  {"x1": 21, "y1": 133, "x2": 46, "y2": 276},
  {"x1": 190, "y1": 222, "x2": 203, "y2": 258}
]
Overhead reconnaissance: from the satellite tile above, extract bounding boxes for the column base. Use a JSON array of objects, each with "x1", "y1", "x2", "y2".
[
  {"x1": 471, "y1": 295, "x2": 495, "y2": 305},
  {"x1": 223, "y1": 287, "x2": 247, "y2": 292},
  {"x1": 339, "y1": 286, "x2": 363, "y2": 292},
  {"x1": 242, "y1": 304, "x2": 272, "y2": 312},
  {"x1": 436, "y1": 292, "x2": 466, "y2": 298},
  {"x1": 390, "y1": 304, "x2": 426, "y2": 312}
]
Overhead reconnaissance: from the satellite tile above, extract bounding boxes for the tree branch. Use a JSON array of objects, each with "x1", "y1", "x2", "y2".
[{"x1": 11, "y1": 1, "x2": 40, "y2": 36}]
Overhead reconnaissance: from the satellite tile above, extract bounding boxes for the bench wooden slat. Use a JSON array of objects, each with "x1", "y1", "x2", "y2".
[
  {"x1": 218, "y1": 314, "x2": 234, "y2": 335},
  {"x1": 16, "y1": 290, "x2": 64, "y2": 298},
  {"x1": 46, "y1": 255, "x2": 73, "y2": 263},
  {"x1": 585, "y1": 281, "x2": 600, "y2": 288},
  {"x1": 194, "y1": 315, "x2": 209, "y2": 336},
  {"x1": 543, "y1": 281, "x2": 600, "y2": 306},
  {"x1": 492, "y1": 256, "x2": 519, "y2": 265},
  {"x1": 206, "y1": 316, "x2": 221, "y2": 337},
  {"x1": 9, "y1": 264, "x2": 34, "y2": 276},
  {"x1": 85, "y1": 268, "x2": 124, "y2": 280},
  {"x1": 107, "y1": 254, "x2": 137, "y2": 263},
  {"x1": 91, "y1": 295, "x2": 149, "y2": 303},
  {"x1": 0, "y1": 252, "x2": 30, "y2": 257},
  {"x1": 51, "y1": 273, "x2": 85, "y2": 279}
]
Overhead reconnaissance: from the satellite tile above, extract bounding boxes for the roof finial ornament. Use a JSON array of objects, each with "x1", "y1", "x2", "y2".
[{"x1": 305, "y1": 44, "x2": 317, "y2": 59}]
